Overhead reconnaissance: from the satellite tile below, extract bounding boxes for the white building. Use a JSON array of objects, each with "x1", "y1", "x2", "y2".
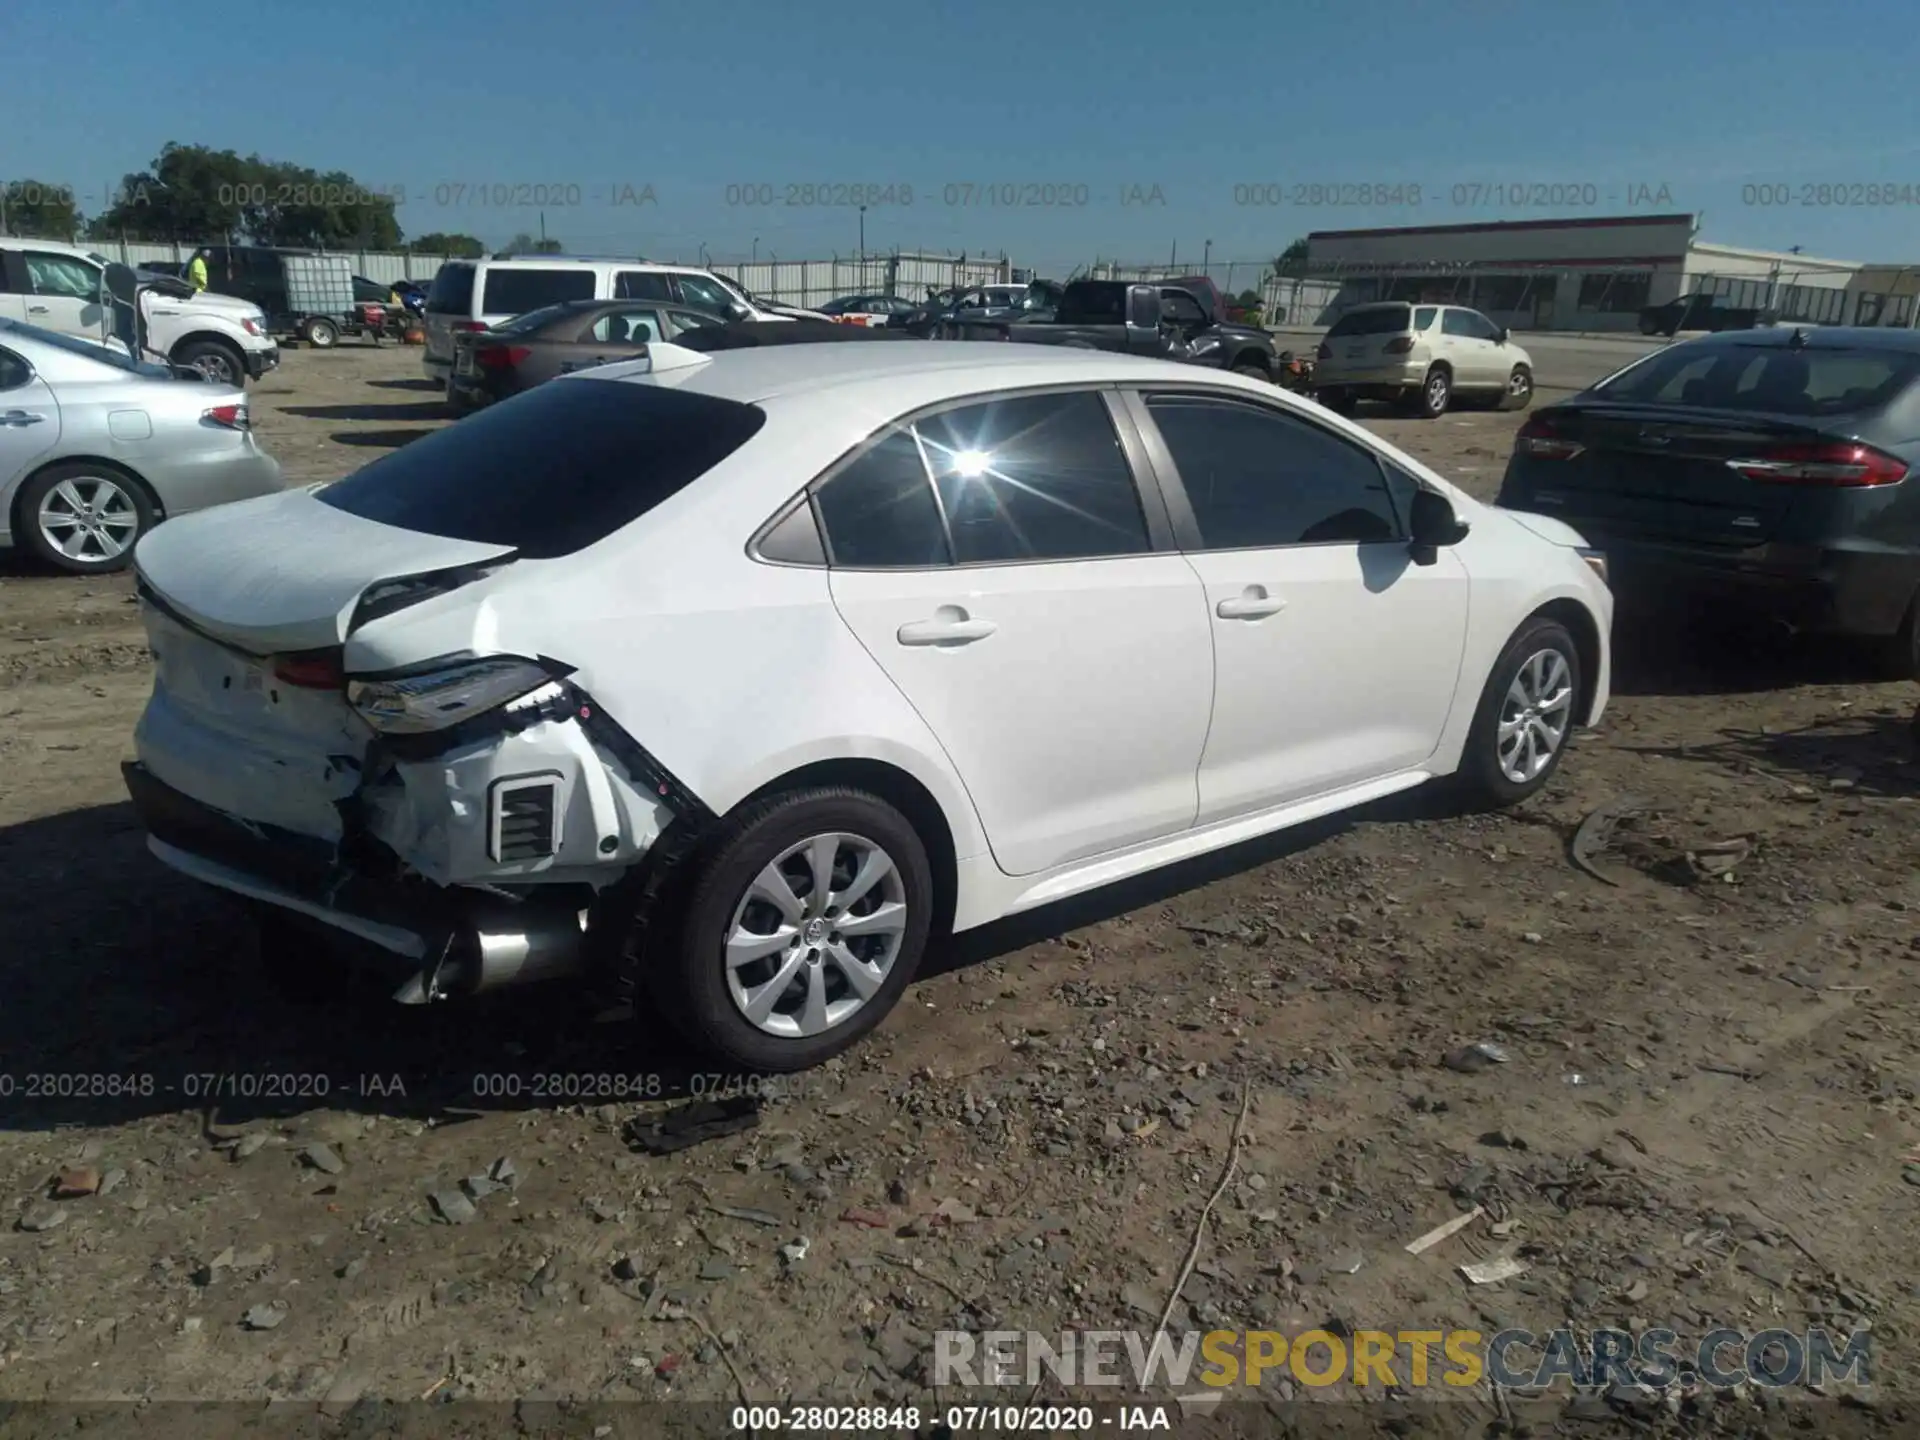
[{"x1": 1300, "y1": 214, "x2": 1904, "y2": 332}]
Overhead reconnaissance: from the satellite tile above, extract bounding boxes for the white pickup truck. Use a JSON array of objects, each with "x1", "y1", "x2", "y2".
[{"x1": 0, "y1": 238, "x2": 280, "y2": 386}]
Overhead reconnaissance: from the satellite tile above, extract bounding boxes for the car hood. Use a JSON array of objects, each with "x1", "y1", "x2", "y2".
[
  {"x1": 1495, "y1": 507, "x2": 1591, "y2": 549},
  {"x1": 170, "y1": 289, "x2": 267, "y2": 321},
  {"x1": 133, "y1": 488, "x2": 517, "y2": 654}
]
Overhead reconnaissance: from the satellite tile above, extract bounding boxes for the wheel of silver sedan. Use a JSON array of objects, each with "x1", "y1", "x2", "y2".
[
  {"x1": 723, "y1": 831, "x2": 909, "y2": 1039},
  {"x1": 1496, "y1": 647, "x2": 1574, "y2": 784},
  {"x1": 37, "y1": 475, "x2": 142, "y2": 563}
]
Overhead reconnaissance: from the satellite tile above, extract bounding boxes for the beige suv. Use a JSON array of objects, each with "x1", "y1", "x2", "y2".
[{"x1": 1313, "y1": 302, "x2": 1534, "y2": 418}]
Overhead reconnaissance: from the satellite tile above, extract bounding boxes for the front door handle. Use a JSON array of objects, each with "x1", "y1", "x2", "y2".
[
  {"x1": 1216, "y1": 587, "x2": 1287, "y2": 620},
  {"x1": 1, "y1": 410, "x2": 47, "y2": 427},
  {"x1": 897, "y1": 609, "x2": 997, "y2": 646},
  {"x1": 27, "y1": 305, "x2": 50, "y2": 314}
]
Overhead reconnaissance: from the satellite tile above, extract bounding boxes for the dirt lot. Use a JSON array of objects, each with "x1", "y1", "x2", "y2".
[{"x1": 2, "y1": 344, "x2": 1918, "y2": 1434}]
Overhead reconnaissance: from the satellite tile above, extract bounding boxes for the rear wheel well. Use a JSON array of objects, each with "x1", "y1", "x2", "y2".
[
  {"x1": 11, "y1": 455, "x2": 161, "y2": 538},
  {"x1": 1530, "y1": 598, "x2": 1602, "y2": 724},
  {"x1": 744, "y1": 760, "x2": 958, "y2": 937}
]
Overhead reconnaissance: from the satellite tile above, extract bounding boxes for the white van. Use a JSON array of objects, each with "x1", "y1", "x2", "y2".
[{"x1": 420, "y1": 257, "x2": 827, "y2": 384}]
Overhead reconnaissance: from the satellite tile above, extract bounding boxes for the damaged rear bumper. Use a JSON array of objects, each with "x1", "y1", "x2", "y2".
[{"x1": 124, "y1": 761, "x2": 598, "y2": 1002}]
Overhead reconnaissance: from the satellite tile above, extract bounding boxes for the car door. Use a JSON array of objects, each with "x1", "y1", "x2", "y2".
[
  {"x1": 19, "y1": 250, "x2": 107, "y2": 339},
  {"x1": 1157, "y1": 288, "x2": 1219, "y2": 366},
  {"x1": 821, "y1": 387, "x2": 1214, "y2": 877},
  {"x1": 1461, "y1": 308, "x2": 1513, "y2": 386},
  {"x1": 0, "y1": 345, "x2": 61, "y2": 493},
  {"x1": 1124, "y1": 388, "x2": 1470, "y2": 823},
  {"x1": 1437, "y1": 308, "x2": 1496, "y2": 390}
]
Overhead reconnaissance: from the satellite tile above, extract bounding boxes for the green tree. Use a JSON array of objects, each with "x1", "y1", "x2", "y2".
[
  {"x1": 500, "y1": 232, "x2": 564, "y2": 256},
  {"x1": 410, "y1": 232, "x2": 486, "y2": 258},
  {"x1": 84, "y1": 143, "x2": 402, "y2": 248},
  {"x1": 1, "y1": 178, "x2": 84, "y2": 240},
  {"x1": 1273, "y1": 237, "x2": 1309, "y2": 275}
]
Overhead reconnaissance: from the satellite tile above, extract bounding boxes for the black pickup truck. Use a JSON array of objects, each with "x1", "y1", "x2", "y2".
[
  {"x1": 1639, "y1": 290, "x2": 1777, "y2": 338},
  {"x1": 948, "y1": 278, "x2": 1278, "y2": 378}
]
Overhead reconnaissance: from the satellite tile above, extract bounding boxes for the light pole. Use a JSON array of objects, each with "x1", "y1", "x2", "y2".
[
  {"x1": 1203, "y1": 238, "x2": 1212, "y2": 272},
  {"x1": 859, "y1": 205, "x2": 867, "y2": 264},
  {"x1": 752, "y1": 237, "x2": 759, "y2": 262}
]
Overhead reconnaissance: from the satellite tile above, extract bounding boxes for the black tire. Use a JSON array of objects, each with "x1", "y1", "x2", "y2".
[
  {"x1": 15, "y1": 461, "x2": 156, "y2": 575},
  {"x1": 645, "y1": 787, "x2": 934, "y2": 1072},
  {"x1": 1871, "y1": 592, "x2": 1920, "y2": 681},
  {"x1": 174, "y1": 339, "x2": 245, "y2": 387},
  {"x1": 1455, "y1": 616, "x2": 1583, "y2": 809},
  {"x1": 1232, "y1": 359, "x2": 1271, "y2": 382},
  {"x1": 1318, "y1": 387, "x2": 1356, "y2": 415},
  {"x1": 303, "y1": 317, "x2": 339, "y2": 348},
  {"x1": 1412, "y1": 365, "x2": 1452, "y2": 419},
  {"x1": 1498, "y1": 364, "x2": 1535, "y2": 412}
]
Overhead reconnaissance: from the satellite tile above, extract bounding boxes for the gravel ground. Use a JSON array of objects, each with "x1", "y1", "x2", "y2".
[{"x1": 2, "y1": 344, "x2": 1917, "y2": 1435}]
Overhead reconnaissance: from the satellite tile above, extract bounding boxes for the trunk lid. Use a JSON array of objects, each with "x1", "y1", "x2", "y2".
[
  {"x1": 1506, "y1": 404, "x2": 1847, "y2": 546},
  {"x1": 133, "y1": 487, "x2": 517, "y2": 655}
]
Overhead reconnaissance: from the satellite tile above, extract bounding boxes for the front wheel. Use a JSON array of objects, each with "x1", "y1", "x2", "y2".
[
  {"x1": 1498, "y1": 364, "x2": 1534, "y2": 412},
  {"x1": 1455, "y1": 617, "x2": 1583, "y2": 808},
  {"x1": 647, "y1": 788, "x2": 934, "y2": 1072},
  {"x1": 174, "y1": 339, "x2": 244, "y2": 387},
  {"x1": 1232, "y1": 360, "x2": 1271, "y2": 382}
]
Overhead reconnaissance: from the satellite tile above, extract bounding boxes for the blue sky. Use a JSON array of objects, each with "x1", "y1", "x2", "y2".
[{"x1": 7, "y1": 0, "x2": 1920, "y2": 276}]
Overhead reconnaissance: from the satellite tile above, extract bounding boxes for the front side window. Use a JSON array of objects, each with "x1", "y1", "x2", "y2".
[
  {"x1": 0, "y1": 345, "x2": 31, "y2": 389},
  {"x1": 674, "y1": 273, "x2": 737, "y2": 314},
  {"x1": 1159, "y1": 290, "x2": 1207, "y2": 325},
  {"x1": 25, "y1": 252, "x2": 101, "y2": 300},
  {"x1": 615, "y1": 270, "x2": 672, "y2": 301},
  {"x1": 1144, "y1": 393, "x2": 1402, "y2": 549},
  {"x1": 918, "y1": 391, "x2": 1150, "y2": 564}
]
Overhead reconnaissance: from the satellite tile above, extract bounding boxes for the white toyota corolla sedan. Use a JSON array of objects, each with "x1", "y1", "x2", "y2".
[{"x1": 124, "y1": 336, "x2": 1611, "y2": 1071}]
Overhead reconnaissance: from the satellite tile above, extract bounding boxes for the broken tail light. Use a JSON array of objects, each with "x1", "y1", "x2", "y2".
[
  {"x1": 1516, "y1": 413, "x2": 1585, "y2": 460},
  {"x1": 347, "y1": 656, "x2": 558, "y2": 735},
  {"x1": 272, "y1": 649, "x2": 344, "y2": 688},
  {"x1": 1725, "y1": 441, "x2": 1908, "y2": 487}
]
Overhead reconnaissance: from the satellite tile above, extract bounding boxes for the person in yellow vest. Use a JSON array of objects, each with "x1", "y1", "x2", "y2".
[{"x1": 186, "y1": 249, "x2": 209, "y2": 292}]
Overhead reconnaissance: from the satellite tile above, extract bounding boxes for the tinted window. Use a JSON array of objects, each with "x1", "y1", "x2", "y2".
[
  {"x1": 1441, "y1": 310, "x2": 1476, "y2": 337},
  {"x1": 918, "y1": 391, "x2": 1149, "y2": 564},
  {"x1": 1463, "y1": 310, "x2": 1501, "y2": 340},
  {"x1": 1057, "y1": 283, "x2": 1127, "y2": 323},
  {"x1": 317, "y1": 379, "x2": 766, "y2": 559},
  {"x1": 480, "y1": 267, "x2": 596, "y2": 314},
  {"x1": 1327, "y1": 306, "x2": 1411, "y2": 338},
  {"x1": 0, "y1": 346, "x2": 30, "y2": 389},
  {"x1": 1145, "y1": 394, "x2": 1402, "y2": 548},
  {"x1": 1596, "y1": 343, "x2": 1920, "y2": 417},
  {"x1": 615, "y1": 271, "x2": 672, "y2": 301},
  {"x1": 592, "y1": 309, "x2": 663, "y2": 343},
  {"x1": 1160, "y1": 290, "x2": 1207, "y2": 325},
  {"x1": 494, "y1": 302, "x2": 582, "y2": 336},
  {"x1": 1412, "y1": 306, "x2": 1438, "y2": 331},
  {"x1": 426, "y1": 263, "x2": 475, "y2": 315},
  {"x1": 815, "y1": 429, "x2": 949, "y2": 568}
]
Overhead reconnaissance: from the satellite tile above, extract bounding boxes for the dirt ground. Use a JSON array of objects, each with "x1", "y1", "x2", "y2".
[{"x1": 2, "y1": 344, "x2": 1918, "y2": 1435}]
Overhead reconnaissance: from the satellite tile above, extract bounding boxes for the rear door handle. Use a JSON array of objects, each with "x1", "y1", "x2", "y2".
[
  {"x1": 897, "y1": 612, "x2": 997, "y2": 646},
  {"x1": 1216, "y1": 587, "x2": 1287, "y2": 620},
  {"x1": 1, "y1": 410, "x2": 47, "y2": 426}
]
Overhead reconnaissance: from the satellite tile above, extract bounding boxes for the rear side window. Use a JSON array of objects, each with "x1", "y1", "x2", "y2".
[
  {"x1": 1327, "y1": 306, "x2": 1411, "y2": 338},
  {"x1": 480, "y1": 267, "x2": 596, "y2": 314},
  {"x1": 1597, "y1": 344, "x2": 1920, "y2": 417},
  {"x1": 317, "y1": 380, "x2": 766, "y2": 558},
  {"x1": 1413, "y1": 306, "x2": 1438, "y2": 330},
  {"x1": 616, "y1": 271, "x2": 673, "y2": 301},
  {"x1": 918, "y1": 391, "x2": 1150, "y2": 564},
  {"x1": 425, "y1": 263, "x2": 474, "y2": 315},
  {"x1": 815, "y1": 430, "x2": 950, "y2": 567}
]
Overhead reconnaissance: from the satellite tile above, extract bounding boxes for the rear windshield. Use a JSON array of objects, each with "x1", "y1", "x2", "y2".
[
  {"x1": 1327, "y1": 305, "x2": 1412, "y2": 338},
  {"x1": 491, "y1": 302, "x2": 580, "y2": 335},
  {"x1": 425, "y1": 263, "x2": 475, "y2": 315},
  {"x1": 1594, "y1": 343, "x2": 1920, "y2": 417},
  {"x1": 316, "y1": 379, "x2": 767, "y2": 558},
  {"x1": 480, "y1": 267, "x2": 596, "y2": 315}
]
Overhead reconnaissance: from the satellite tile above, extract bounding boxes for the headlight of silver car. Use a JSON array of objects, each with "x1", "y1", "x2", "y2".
[{"x1": 347, "y1": 656, "x2": 559, "y2": 734}]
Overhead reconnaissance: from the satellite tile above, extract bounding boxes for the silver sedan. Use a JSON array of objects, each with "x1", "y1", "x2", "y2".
[{"x1": 0, "y1": 319, "x2": 284, "y2": 574}]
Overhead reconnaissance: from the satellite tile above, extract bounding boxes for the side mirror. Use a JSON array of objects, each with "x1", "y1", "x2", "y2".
[
  {"x1": 1126, "y1": 284, "x2": 1162, "y2": 332},
  {"x1": 1408, "y1": 488, "x2": 1469, "y2": 565},
  {"x1": 1497, "y1": 327, "x2": 1511, "y2": 344},
  {"x1": 102, "y1": 262, "x2": 148, "y2": 359}
]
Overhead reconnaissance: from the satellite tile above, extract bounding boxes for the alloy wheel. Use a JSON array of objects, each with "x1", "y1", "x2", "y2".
[
  {"x1": 1496, "y1": 648, "x2": 1574, "y2": 783},
  {"x1": 37, "y1": 476, "x2": 140, "y2": 563},
  {"x1": 723, "y1": 832, "x2": 909, "y2": 1039}
]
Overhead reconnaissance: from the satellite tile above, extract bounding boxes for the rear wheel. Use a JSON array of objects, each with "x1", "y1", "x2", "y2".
[
  {"x1": 303, "y1": 317, "x2": 339, "y2": 348},
  {"x1": 1456, "y1": 617, "x2": 1583, "y2": 808},
  {"x1": 1411, "y1": 365, "x2": 1452, "y2": 419},
  {"x1": 19, "y1": 462, "x2": 155, "y2": 574},
  {"x1": 644, "y1": 788, "x2": 934, "y2": 1072},
  {"x1": 1872, "y1": 592, "x2": 1920, "y2": 680}
]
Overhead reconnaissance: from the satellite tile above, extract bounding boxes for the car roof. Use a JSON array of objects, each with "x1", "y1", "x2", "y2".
[
  {"x1": 596, "y1": 338, "x2": 1279, "y2": 407},
  {"x1": 473, "y1": 256, "x2": 705, "y2": 272},
  {"x1": 1665, "y1": 325, "x2": 1920, "y2": 354}
]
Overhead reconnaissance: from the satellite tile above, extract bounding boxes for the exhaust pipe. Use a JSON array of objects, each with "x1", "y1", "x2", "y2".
[{"x1": 392, "y1": 907, "x2": 590, "y2": 1004}]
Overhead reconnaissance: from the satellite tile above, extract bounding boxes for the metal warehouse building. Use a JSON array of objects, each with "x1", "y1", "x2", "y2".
[{"x1": 1299, "y1": 214, "x2": 1917, "y2": 333}]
